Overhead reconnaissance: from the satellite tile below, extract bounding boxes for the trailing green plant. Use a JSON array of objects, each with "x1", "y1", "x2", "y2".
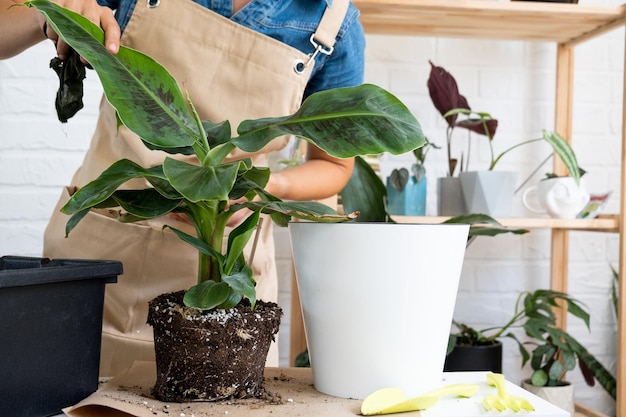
[
  {"x1": 448, "y1": 289, "x2": 616, "y2": 397},
  {"x1": 31, "y1": 0, "x2": 426, "y2": 311},
  {"x1": 427, "y1": 61, "x2": 582, "y2": 184}
]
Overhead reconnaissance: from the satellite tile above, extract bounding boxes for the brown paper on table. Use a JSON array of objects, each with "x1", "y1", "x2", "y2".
[{"x1": 63, "y1": 361, "x2": 363, "y2": 417}]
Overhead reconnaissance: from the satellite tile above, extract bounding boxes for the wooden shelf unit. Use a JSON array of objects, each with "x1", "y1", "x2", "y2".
[
  {"x1": 394, "y1": 214, "x2": 620, "y2": 232},
  {"x1": 358, "y1": 0, "x2": 626, "y2": 414},
  {"x1": 290, "y1": 1, "x2": 626, "y2": 415},
  {"x1": 353, "y1": 0, "x2": 625, "y2": 44}
]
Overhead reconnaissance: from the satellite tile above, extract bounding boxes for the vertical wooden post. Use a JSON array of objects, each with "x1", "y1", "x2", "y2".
[
  {"x1": 615, "y1": 21, "x2": 626, "y2": 417},
  {"x1": 550, "y1": 43, "x2": 575, "y2": 329},
  {"x1": 289, "y1": 265, "x2": 307, "y2": 366}
]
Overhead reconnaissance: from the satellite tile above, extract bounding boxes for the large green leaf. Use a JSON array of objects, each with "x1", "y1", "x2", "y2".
[
  {"x1": 235, "y1": 200, "x2": 354, "y2": 227},
  {"x1": 111, "y1": 189, "x2": 182, "y2": 218},
  {"x1": 340, "y1": 156, "x2": 389, "y2": 222},
  {"x1": 28, "y1": 0, "x2": 201, "y2": 148},
  {"x1": 163, "y1": 157, "x2": 240, "y2": 202},
  {"x1": 234, "y1": 84, "x2": 426, "y2": 158},
  {"x1": 61, "y1": 159, "x2": 166, "y2": 214},
  {"x1": 444, "y1": 214, "x2": 529, "y2": 238}
]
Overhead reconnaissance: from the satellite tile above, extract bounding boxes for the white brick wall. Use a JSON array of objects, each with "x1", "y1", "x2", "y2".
[{"x1": 0, "y1": 1, "x2": 622, "y2": 415}]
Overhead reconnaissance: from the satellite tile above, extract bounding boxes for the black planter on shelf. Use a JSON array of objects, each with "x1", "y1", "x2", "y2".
[
  {"x1": 444, "y1": 340, "x2": 503, "y2": 373},
  {"x1": 0, "y1": 256, "x2": 121, "y2": 417}
]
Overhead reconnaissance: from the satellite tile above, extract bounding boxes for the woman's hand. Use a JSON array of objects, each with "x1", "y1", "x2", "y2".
[{"x1": 42, "y1": 0, "x2": 120, "y2": 60}]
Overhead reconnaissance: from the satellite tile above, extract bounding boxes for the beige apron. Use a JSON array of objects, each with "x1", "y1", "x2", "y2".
[{"x1": 43, "y1": 0, "x2": 348, "y2": 377}]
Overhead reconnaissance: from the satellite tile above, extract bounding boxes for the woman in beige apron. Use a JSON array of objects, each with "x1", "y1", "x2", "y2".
[{"x1": 38, "y1": 0, "x2": 362, "y2": 377}]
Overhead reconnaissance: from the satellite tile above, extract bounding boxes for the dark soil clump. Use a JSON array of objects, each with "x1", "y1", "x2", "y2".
[{"x1": 147, "y1": 291, "x2": 282, "y2": 402}]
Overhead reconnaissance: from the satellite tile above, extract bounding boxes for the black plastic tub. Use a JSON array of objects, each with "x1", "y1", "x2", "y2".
[{"x1": 0, "y1": 256, "x2": 122, "y2": 417}]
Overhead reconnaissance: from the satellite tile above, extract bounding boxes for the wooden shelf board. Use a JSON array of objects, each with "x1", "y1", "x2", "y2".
[
  {"x1": 354, "y1": 0, "x2": 626, "y2": 45},
  {"x1": 393, "y1": 214, "x2": 619, "y2": 232},
  {"x1": 575, "y1": 402, "x2": 610, "y2": 417}
]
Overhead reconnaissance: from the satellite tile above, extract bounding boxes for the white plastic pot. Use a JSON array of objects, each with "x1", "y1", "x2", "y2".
[{"x1": 289, "y1": 222, "x2": 469, "y2": 399}]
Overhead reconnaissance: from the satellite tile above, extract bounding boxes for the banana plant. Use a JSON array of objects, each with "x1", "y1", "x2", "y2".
[{"x1": 28, "y1": 0, "x2": 426, "y2": 311}]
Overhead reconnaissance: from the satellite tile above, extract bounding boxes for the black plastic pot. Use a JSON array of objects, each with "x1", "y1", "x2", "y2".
[
  {"x1": 0, "y1": 256, "x2": 121, "y2": 417},
  {"x1": 444, "y1": 339, "x2": 503, "y2": 373}
]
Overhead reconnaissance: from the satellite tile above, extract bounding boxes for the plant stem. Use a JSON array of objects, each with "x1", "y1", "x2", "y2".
[
  {"x1": 481, "y1": 117, "x2": 495, "y2": 170},
  {"x1": 447, "y1": 125, "x2": 454, "y2": 176},
  {"x1": 487, "y1": 292, "x2": 527, "y2": 340},
  {"x1": 489, "y1": 137, "x2": 542, "y2": 170},
  {"x1": 188, "y1": 201, "x2": 223, "y2": 284}
]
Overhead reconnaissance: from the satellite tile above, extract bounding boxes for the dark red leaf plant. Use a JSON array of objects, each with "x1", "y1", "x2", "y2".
[{"x1": 427, "y1": 61, "x2": 499, "y2": 176}]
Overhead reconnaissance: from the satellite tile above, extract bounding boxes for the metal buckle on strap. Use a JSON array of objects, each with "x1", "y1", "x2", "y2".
[
  {"x1": 147, "y1": 0, "x2": 160, "y2": 8},
  {"x1": 293, "y1": 34, "x2": 334, "y2": 75}
]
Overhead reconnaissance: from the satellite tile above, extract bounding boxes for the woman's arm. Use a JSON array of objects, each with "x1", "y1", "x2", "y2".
[
  {"x1": 265, "y1": 4, "x2": 364, "y2": 203},
  {"x1": 0, "y1": 0, "x2": 119, "y2": 59},
  {"x1": 0, "y1": 0, "x2": 47, "y2": 59},
  {"x1": 267, "y1": 146, "x2": 354, "y2": 202}
]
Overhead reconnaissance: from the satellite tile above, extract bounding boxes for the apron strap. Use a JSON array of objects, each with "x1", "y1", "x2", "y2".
[
  {"x1": 301, "y1": 0, "x2": 349, "y2": 69},
  {"x1": 313, "y1": 0, "x2": 350, "y2": 50}
]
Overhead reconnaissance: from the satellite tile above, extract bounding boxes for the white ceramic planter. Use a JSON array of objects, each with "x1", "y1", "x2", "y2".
[
  {"x1": 289, "y1": 222, "x2": 469, "y2": 399},
  {"x1": 522, "y1": 380, "x2": 575, "y2": 416},
  {"x1": 522, "y1": 176, "x2": 589, "y2": 219},
  {"x1": 460, "y1": 171, "x2": 517, "y2": 217}
]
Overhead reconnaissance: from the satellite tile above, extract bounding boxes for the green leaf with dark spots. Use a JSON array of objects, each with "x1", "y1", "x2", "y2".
[
  {"x1": 234, "y1": 84, "x2": 426, "y2": 158},
  {"x1": 61, "y1": 159, "x2": 166, "y2": 215},
  {"x1": 111, "y1": 189, "x2": 181, "y2": 218},
  {"x1": 163, "y1": 157, "x2": 239, "y2": 202},
  {"x1": 27, "y1": 0, "x2": 201, "y2": 148}
]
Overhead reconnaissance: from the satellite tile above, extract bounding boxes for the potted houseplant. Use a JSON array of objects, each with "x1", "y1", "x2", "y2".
[
  {"x1": 289, "y1": 157, "x2": 528, "y2": 400},
  {"x1": 296, "y1": 157, "x2": 528, "y2": 386},
  {"x1": 522, "y1": 172, "x2": 590, "y2": 219},
  {"x1": 518, "y1": 291, "x2": 616, "y2": 414},
  {"x1": 386, "y1": 137, "x2": 439, "y2": 215},
  {"x1": 427, "y1": 61, "x2": 582, "y2": 217},
  {"x1": 445, "y1": 289, "x2": 615, "y2": 414},
  {"x1": 427, "y1": 61, "x2": 472, "y2": 216},
  {"x1": 31, "y1": 0, "x2": 427, "y2": 403}
]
